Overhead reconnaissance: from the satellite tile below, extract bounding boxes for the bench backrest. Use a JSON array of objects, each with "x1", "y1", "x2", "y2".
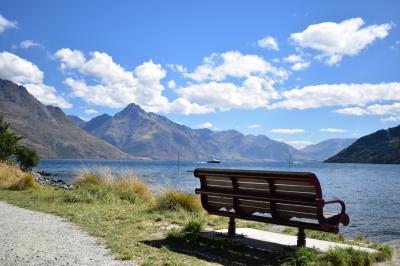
[{"x1": 194, "y1": 168, "x2": 324, "y2": 222}]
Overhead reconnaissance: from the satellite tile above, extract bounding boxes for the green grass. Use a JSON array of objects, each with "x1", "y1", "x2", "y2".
[{"x1": 0, "y1": 163, "x2": 395, "y2": 265}]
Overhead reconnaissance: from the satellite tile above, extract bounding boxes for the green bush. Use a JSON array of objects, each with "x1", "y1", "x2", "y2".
[
  {"x1": 15, "y1": 146, "x2": 40, "y2": 170},
  {"x1": 0, "y1": 116, "x2": 21, "y2": 161}
]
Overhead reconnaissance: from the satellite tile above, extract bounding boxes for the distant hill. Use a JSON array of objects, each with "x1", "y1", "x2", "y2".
[
  {"x1": 67, "y1": 115, "x2": 85, "y2": 126},
  {"x1": 0, "y1": 79, "x2": 129, "y2": 159},
  {"x1": 301, "y1": 138, "x2": 356, "y2": 161},
  {"x1": 325, "y1": 125, "x2": 400, "y2": 164},
  {"x1": 81, "y1": 103, "x2": 309, "y2": 161}
]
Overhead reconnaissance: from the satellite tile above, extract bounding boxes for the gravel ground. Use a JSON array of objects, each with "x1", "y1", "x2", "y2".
[{"x1": 0, "y1": 201, "x2": 134, "y2": 266}]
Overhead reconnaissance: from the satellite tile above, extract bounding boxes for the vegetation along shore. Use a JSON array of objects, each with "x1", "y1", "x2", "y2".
[{"x1": 0, "y1": 161, "x2": 396, "y2": 265}]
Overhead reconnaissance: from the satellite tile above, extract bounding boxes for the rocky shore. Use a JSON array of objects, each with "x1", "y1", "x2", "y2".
[{"x1": 33, "y1": 171, "x2": 71, "y2": 189}]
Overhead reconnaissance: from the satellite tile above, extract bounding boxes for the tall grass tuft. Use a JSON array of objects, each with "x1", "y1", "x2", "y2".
[
  {"x1": 293, "y1": 247, "x2": 318, "y2": 265},
  {"x1": 73, "y1": 172, "x2": 103, "y2": 187},
  {"x1": 156, "y1": 190, "x2": 202, "y2": 212},
  {"x1": 9, "y1": 173, "x2": 38, "y2": 190},
  {"x1": 0, "y1": 162, "x2": 38, "y2": 190},
  {"x1": 115, "y1": 179, "x2": 154, "y2": 204},
  {"x1": 70, "y1": 169, "x2": 154, "y2": 204}
]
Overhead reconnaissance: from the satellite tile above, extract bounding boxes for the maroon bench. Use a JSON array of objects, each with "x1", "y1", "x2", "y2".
[{"x1": 194, "y1": 168, "x2": 349, "y2": 247}]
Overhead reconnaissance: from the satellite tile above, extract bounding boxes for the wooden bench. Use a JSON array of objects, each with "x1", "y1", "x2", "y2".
[{"x1": 194, "y1": 168, "x2": 349, "y2": 247}]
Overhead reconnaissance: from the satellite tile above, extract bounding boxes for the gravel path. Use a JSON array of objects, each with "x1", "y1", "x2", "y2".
[{"x1": 0, "y1": 201, "x2": 134, "y2": 266}]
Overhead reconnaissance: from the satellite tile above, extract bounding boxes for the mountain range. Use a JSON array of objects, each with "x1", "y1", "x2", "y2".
[
  {"x1": 0, "y1": 79, "x2": 357, "y2": 161},
  {"x1": 80, "y1": 103, "x2": 309, "y2": 161},
  {"x1": 301, "y1": 138, "x2": 356, "y2": 161},
  {"x1": 325, "y1": 125, "x2": 400, "y2": 164},
  {"x1": 0, "y1": 79, "x2": 128, "y2": 159}
]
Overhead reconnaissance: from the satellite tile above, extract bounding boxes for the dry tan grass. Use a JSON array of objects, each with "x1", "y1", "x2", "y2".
[
  {"x1": 115, "y1": 178, "x2": 155, "y2": 204},
  {"x1": 156, "y1": 190, "x2": 202, "y2": 212},
  {"x1": 73, "y1": 172, "x2": 103, "y2": 187},
  {"x1": 73, "y1": 169, "x2": 155, "y2": 204},
  {"x1": 0, "y1": 162, "x2": 38, "y2": 190}
]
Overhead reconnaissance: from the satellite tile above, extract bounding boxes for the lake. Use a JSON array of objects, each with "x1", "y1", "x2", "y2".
[{"x1": 36, "y1": 159, "x2": 400, "y2": 245}]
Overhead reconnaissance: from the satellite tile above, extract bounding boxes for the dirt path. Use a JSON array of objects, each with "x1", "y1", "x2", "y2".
[{"x1": 0, "y1": 201, "x2": 134, "y2": 266}]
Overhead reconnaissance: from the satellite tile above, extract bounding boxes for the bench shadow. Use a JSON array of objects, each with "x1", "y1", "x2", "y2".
[{"x1": 142, "y1": 233, "x2": 295, "y2": 265}]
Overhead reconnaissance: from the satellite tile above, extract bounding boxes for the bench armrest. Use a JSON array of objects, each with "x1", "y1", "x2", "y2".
[{"x1": 324, "y1": 198, "x2": 346, "y2": 213}]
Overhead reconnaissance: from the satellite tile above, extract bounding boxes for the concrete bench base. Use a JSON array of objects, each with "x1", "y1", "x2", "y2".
[{"x1": 204, "y1": 228, "x2": 376, "y2": 253}]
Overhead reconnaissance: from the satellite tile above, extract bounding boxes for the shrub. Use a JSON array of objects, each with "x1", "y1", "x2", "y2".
[
  {"x1": 115, "y1": 179, "x2": 154, "y2": 204},
  {"x1": 9, "y1": 173, "x2": 38, "y2": 190},
  {"x1": 73, "y1": 172, "x2": 103, "y2": 187},
  {"x1": 0, "y1": 117, "x2": 21, "y2": 161},
  {"x1": 156, "y1": 190, "x2": 202, "y2": 212},
  {"x1": 0, "y1": 162, "x2": 38, "y2": 190},
  {"x1": 15, "y1": 146, "x2": 40, "y2": 170}
]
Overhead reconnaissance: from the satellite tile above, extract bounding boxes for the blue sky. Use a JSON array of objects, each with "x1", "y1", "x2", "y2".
[{"x1": 1, "y1": 0, "x2": 399, "y2": 148}]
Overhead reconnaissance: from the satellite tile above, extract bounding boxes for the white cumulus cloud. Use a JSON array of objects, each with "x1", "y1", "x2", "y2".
[
  {"x1": 271, "y1": 82, "x2": 400, "y2": 110},
  {"x1": 0, "y1": 15, "x2": 17, "y2": 33},
  {"x1": 197, "y1": 122, "x2": 213, "y2": 129},
  {"x1": 85, "y1": 108, "x2": 98, "y2": 114},
  {"x1": 320, "y1": 128, "x2": 347, "y2": 133},
  {"x1": 290, "y1": 18, "x2": 392, "y2": 65},
  {"x1": 167, "y1": 64, "x2": 187, "y2": 73},
  {"x1": 183, "y1": 51, "x2": 287, "y2": 82},
  {"x1": 0, "y1": 51, "x2": 71, "y2": 108},
  {"x1": 55, "y1": 48, "x2": 210, "y2": 114},
  {"x1": 248, "y1": 124, "x2": 261, "y2": 128},
  {"x1": 334, "y1": 102, "x2": 400, "y2": 117},
  {"x1": 177, "y1": 76, "x2": 279, "y2": 111},
  {"x1": 291, "y1": 61, "x2": 310, "y2": 71},
  {"x1": 167, "y1": 80, "x2": 176, "y2": 89},
  {"x1": 283, "y1": 54, "x2": 310, "y2": 71},
  {"x1": 257, "y1": 36, "x2": 279, "y2": 50},
  {"x1": 381, "y1": 116, "x2": 400, "y2": 123},
  {"x1": 269, "y1": 128, "x2": 305, "y2": 134},
  {"x1": 20, "y1": 40, "x2": 40, "y2": 49}
]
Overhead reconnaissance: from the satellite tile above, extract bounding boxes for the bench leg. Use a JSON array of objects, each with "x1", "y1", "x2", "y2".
[
  {"x1": 297, "y1": 228, "x2": 306, "y2": 247},
  {"x1": 228, "y1": 217, "x2": 236, "y2": 236}
]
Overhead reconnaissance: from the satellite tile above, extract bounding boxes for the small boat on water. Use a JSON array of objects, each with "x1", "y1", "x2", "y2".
[{"x1": 207, "y1": 158, "x2": 221, "y2": 163}]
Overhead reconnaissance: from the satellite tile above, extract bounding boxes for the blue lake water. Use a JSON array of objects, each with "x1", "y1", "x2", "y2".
[{"x1": 36, "y1": 159, "x2": 400, "y2": 245}]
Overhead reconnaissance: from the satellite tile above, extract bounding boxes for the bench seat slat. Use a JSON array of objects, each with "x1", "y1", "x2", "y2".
[
  {"x1": 275, "y1": 191, "x2": 316, "y2": 199},
  {"x1": 276, "y1": 203, "x2": 317, "y2": 213},
  {"x1": 207, "y1": 195, "x2": 233, "y2": 204},
  {"x1": 275, "y1": 184, "x2": 316, "y2": 193},
  {"x1": 204, "y1": 176, "x2": 232, "y2": 182},
  {"x1": 237, "y1": 182, "x2": 270, "y2": 190},
  {"x1": 206, "y1": 179, "x2": 233, "y2": 187},
  {"x1": 277, "y1": 210, "x2": 318, "y2": 220},
  {"x1": 239, "y1": 199, "x2": 270, "y2": 209},
  {"x1": 197, "y1": 189, "x2": 322, "y2": 206},
  {"x1": 274, "y1": 180, "x2": 313, "y2": 186},
  {"x1": 236, "y1": 177, "x2": 271, "y2": 184}
]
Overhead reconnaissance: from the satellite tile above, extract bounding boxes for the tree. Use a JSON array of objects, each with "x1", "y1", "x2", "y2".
[
  {"x1": 0, "y1": 116, "x2": 21, "y2": 161},
  {"x1": 15, "y1": 146, "x2": 40, "y2": 170}
]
